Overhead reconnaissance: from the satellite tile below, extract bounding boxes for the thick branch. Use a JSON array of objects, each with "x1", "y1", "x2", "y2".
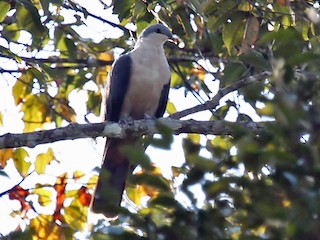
[
  {"x1": 170, "y1": 71, "x2": 272, "y2": 119},
  {"x1": 0, "y1": 118, "x2": 263, "y2": 149}
]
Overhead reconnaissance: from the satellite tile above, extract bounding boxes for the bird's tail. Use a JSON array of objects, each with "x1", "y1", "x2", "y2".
[{"x1": 92, "y1": 139, "x2": 129, "y2": 217}]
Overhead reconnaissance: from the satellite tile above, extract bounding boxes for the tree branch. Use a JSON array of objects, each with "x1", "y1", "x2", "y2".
[
  {"x1": 0, "y1": 118, "x2": 264, "y2": 149},
  {"x1": 170, "y1": 71, "x2": 272, "y2": 119}
]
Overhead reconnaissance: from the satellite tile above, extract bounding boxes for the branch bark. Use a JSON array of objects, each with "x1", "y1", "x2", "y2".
[
  {"x1": 0, "y1": 118, "x2": 264, "y2": 149},
  {"x1": 170, "y1": 71, "x2": 272, "y2": 119}
]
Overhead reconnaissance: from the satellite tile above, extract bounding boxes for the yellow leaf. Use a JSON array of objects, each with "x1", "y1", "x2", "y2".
[
  {"x1": 65, "y1": 189, "x2": 79, "y2": 198},
  {"x1": 187, "y1": 133, "x2": 201, "y2": 144},
  {"x1": 12, "y1": 74, "x2": 32, "y2": 105},
  {"x1": 166, "y1": 101, "x2": 177, "y2": 115},
  {"x1": 257, "y1": 103, "x2": 274, "y2": 116},
  {"x1": 32, "y1": 187, "x2": 52, "y2": 206},
  {"x1": 30, "y1": 214, "x2": 64, "y2": 240},
  {"x1": 210, "y1": 136, "x2": 232, "y2": 150},
  {"x1": 63, "y1": 199, "x2": 87, "y2": 231},
  {"x1": 35, "y1": 148, "x2": 55, "y2": 174},
  {"x1": 0, "y1": 111, "x2": 3, "y2": 126},
  {"x1": 21, "y1": 94, "x2": 51, "y2": 132},
  {"x1": 126, "y1": 185, "x2": 145, "y2": 206},
  {"x1": 0, "y1": 148, "x2": 14, "y2": 169},
  {"x1": 191, "y1": 65, "x2": 206, "y2": 81},
  {"x1": 87, "y1": 175, "x2": 98, "y2": 189},
  {"x1": 13, "y1": 148, "x2": 31, "y2": 177},
  {"x1": 53, "y1": 98, "x2": 76, "y2": 123},
  {"x1": 171, "y1": 166, "x2": 181, "y2": 177},
  {"x1": 96, "y1": 51, "x2": 114, "y2": 86},
  {"x1": 73, "y1": 170, "x2": 85, "y2": 180}
]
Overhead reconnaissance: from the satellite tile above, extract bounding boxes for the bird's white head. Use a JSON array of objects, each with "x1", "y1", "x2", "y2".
[{"x1": 137, "y1": 24, "x2": 173, "y2": 47}]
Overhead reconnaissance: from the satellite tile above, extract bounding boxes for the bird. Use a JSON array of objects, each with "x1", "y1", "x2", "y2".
[{"x1": 92, "y1": 24, "x2": 173, "y2": 217}]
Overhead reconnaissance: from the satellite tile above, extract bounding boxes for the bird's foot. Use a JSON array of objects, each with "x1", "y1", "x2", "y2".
[{"x1": 119, "y1": 116, "x2": 134, "y2": 126}]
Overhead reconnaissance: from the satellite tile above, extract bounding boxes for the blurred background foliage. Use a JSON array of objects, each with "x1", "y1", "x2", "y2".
[{"x1": 1, "y1": 0, "x2": 320, "y2": 239}]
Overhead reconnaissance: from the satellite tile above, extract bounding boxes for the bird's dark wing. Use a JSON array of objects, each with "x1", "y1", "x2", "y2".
[
  {"x1": 155, "y1": 79, "x2": 170, "y2": 118},
  {"x1": 106, "y1": 54, "x2": 132, "y2": 122}
]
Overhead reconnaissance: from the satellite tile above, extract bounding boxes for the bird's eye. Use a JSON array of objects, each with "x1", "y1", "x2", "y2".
[{"x1": 155, "y1": 28, "x2": 161, "y2": 33}]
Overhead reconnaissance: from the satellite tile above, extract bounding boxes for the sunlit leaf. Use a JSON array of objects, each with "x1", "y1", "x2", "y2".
[
  {"x1": 52, "y1": 97, "x2": 76, "y2": 123},
  {"x1": 63, "y1": 198, "x2": 87, "y2": 231},
  {"x1": 12, "y1": 74, "x2": 32, "y2": 105},
  {"x1": 53, "y1": 173, "x2": 68, "y2": 222},
  {"x1": 257, "y1": 103, "x2": 274, "y2": 116},
  {"x1": 187, "y1": 133, "x2": 201, "y2": 144},
  {"x1": 0, "y1": 2, "x2": 11, "y2": 22},
  {"x1": 13, "y1": 148, "x2": 31, "y2": 177},
  {"x1": 9, "y1": 186, "x2": 30, "y2": 211},
  {"x1": 210, "y1": 136, "x2": 233, "y2": 151},
  {"x1": 126, "y1": 185, "x2": 145, "y2": 205},
  {"x1": 170, "y1": 71, "x2": 183, "y2": 88},
  {"x1": 0, "y1": 148, "x2": 14, "y2": 169},
  {"x1": 191, "y1": 65, "x2": 206, "y2": 81},
  {"x1": 77, "y1": 186, "x2": 91, "y2": 207},
  {"x1": 95, "y1": 52, "x2": 114, "y2": 85},
  {"x1": 86, "y1": 175, "x2": 98, "y2": 190},
  {"x1": 35, "y1": 148, "x2": 55, "y2": 174},
  {"x1": 166, "y1": 101, "x2": 177, "y2": 115},
  {"x1": 73, "y1": 170, "x2": 86, "y2": 180},
  {"x1": 30, "y1": 214, "x2": 70, "y2": 240},
  {"x1": 21, "y1": 93, "x2": 51, "y2": 132},
  {"x1": 32, "y1": 186, "x2": 52, "y2": 206}
]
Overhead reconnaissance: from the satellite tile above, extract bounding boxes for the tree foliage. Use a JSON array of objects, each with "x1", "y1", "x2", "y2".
[{"x1": 1, "y1": 0, "x2": 320, "y2": 239}]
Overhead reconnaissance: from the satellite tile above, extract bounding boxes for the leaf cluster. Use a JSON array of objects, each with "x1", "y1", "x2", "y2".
[{"x1": 1, "y1": 0, "x2": 320, "y2": 239}]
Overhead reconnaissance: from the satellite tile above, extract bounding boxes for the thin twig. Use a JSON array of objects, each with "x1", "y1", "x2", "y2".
[{"x1": 170, "y1": 71, "x2": 272, "y2": 119}]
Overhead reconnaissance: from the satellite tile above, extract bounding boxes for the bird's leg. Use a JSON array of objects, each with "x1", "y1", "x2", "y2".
[{"x1": 119, "y1": 115, "x2": 135, "y2": 126}]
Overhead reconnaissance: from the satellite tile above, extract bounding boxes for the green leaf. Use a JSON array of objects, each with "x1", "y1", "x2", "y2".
[
  {"x1": 239, "y1": 51, "x2": 270, "y2": 70},
  {"x1": 16, "y1": 4, "x2": 45, "y2": 35},
  {"x1": 131, "y1": 173, "x2": 170, "y2": 192},
  {"x1": 0, "y1": 170, "x2": 9, "y2": 178},
  {"x1": 149, "y1": 194, "x2": 177, "y2": 208},
  {"x1": 0, "y1": 1, "x2": 10, "y2": 22},
  {"x1": 2, "y1": 23, "x2": 21, "y2": 42},
  {"x1": 220, "y1": 62, "x2": 246, "y2": 86},
  {"x1": 87, "y1": 90, "x2": 102, "y2": 116},
  {"x1": 13, "y1": 148, "x2": 31, "y2": 177},
  {"x1": 187, "y1": 154, "x2": 215, "y2": 171},
  {"x1": 35, "y1": 148, "x2": 55, "y2": 174},
  {"x1": 222, "y1": 11, "x2": 246, "y2": 54},
  {"x1": 112, "y1": 0, "x2": 135, "y2": 22},
  {"x1": 121, "y1": 145, "x2": 153, "y2": 170}
]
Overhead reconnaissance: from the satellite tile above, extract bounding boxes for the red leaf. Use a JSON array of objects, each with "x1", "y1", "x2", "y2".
[
  {"x1": 78, "y1": 186, "x2": 91, "y2": 207},
  {"x1": 53, "y1": 173, "x2": 68, "y2": 221},
  {"x1": 9, "y1": 186, "x2": 30, "y2": 211}
]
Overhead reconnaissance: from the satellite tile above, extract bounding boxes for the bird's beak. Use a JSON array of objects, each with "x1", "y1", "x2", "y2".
[{"x1": 168, "y1": 35, "x2": 178, "y2": 44}]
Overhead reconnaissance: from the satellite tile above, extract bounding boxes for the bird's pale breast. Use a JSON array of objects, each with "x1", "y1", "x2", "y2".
[{"x1": 120, "y1": 48, "x2": 170, "y2": 119}]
